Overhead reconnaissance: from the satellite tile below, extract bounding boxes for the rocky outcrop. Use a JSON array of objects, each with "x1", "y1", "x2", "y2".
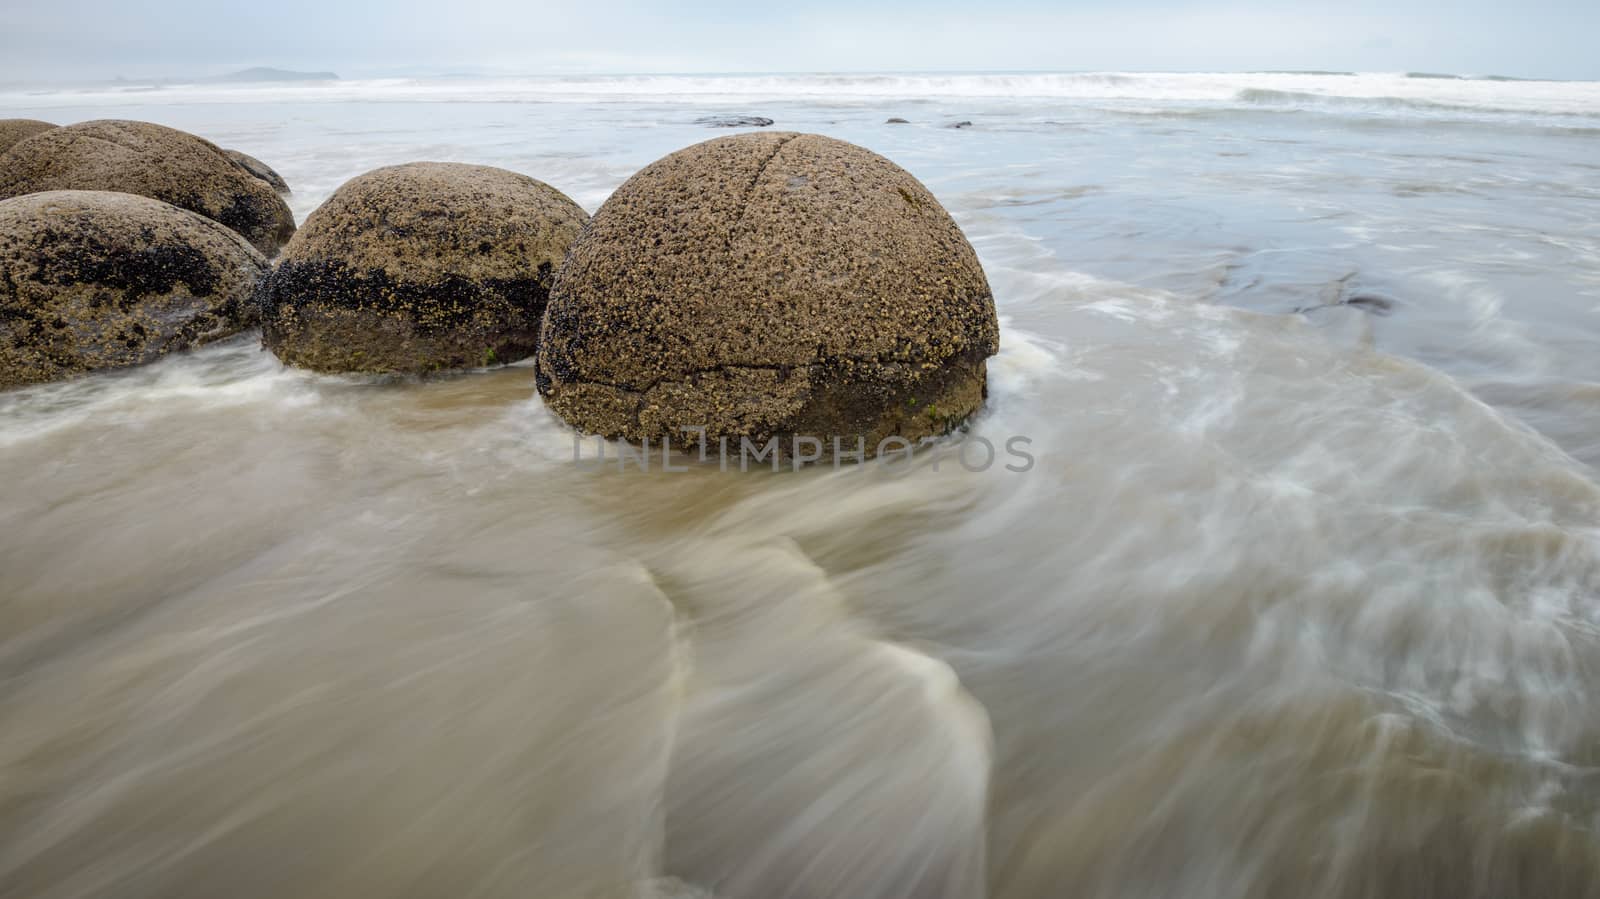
[{"x1": 695, "y1": 116, "x2": 775, "y2": 128}]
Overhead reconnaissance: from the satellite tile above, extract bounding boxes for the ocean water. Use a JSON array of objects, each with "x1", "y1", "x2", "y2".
[{"x1": 2, "y1": 72, "x2": 1600, "y2": 898}]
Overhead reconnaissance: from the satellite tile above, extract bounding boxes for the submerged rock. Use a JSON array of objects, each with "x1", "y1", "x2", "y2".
[
  {"x1": 224, "y1": 148, "x2": 291, "y2": 194},
  {"x1": 695, "y1": 115, "x2": 775, "y2": 128},
  {"x1": 537, "y1": 131, "x2": 1000, "y2": 460},
  {"x1": 0, "y1": 119, "x2": 55, "y2": 158},
  {"x1": 947, "y1": 121, "x2": 974, "y2": 129},
  {"x1": 0, "y1": 190, "x2": 268, "y2": 390},
  {"x1": 1344, "y1": 293, "x2": 1396, "y2": 316},
  {"x1": 0, "y1": 120, "x2": 296, "y2": 256},
  {"x1": 261, "y1": 162, "x2": 588, "y2": 375}
]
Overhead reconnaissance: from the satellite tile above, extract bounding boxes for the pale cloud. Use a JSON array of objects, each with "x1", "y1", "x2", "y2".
[{"x1": 0, "y1": 0, "x2": 1593, "y2": 83}]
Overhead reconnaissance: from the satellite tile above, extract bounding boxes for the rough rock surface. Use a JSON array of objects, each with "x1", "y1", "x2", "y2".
[
  {"x1": 261, "y1": 162, "x2": 589, "y2": 374},
  {"x1": 0, "y1": 119, "x2": 56, "y2": 158},
  {"x1": 224, "y1": 149, "x2": 291, "y2": 194},
  {"x1": 0, "y1": 120, "x2": 296, "y2": 256},
  {"x1": 0, "y1": 190, "x2": 268, "y2": 389},
  {"x1": 537, "y1": 131, "x2": 1000, "y2": 459}
]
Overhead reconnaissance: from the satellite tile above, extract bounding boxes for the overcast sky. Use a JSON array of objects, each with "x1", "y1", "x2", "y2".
[{"x1": 1, "y1": 0, "x2": 1595, "y2": 82}]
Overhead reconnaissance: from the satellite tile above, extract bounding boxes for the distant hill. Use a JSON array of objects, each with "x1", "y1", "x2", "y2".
[{"x1": 209, "y1": 67, "x2": 339, "y2": 83}]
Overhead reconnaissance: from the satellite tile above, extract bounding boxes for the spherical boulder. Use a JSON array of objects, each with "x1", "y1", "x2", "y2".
[
  {"x1": 0, "y1": 190, "x2": 268, "y2": 390},
  {"x1": 536, "y1": 131, "x2": 1000, "y2": 459},
  {"x1": 0, "y1": 119, "x2": 55, "y2": 158},
  {"x1": 224, "y1": 148, "x2": 290, "y2": 194},
  {"x1": 0, "y1": 120, "x2": 296, "y2": 256},
  {"x1": 260, "y1": 162, "x2": 588, "y2": 374}
]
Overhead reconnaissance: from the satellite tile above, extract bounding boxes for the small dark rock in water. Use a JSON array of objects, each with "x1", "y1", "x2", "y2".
[
  {"x1": 0, "y1": 119, "x2": 55, "y2": 158},
  {"x1": 886, "y1": 118, "x2": 910, "y2": 124},
  {"x1": 261, "y1": 162, "x2": 589, "y2": 375},
  {"x1": 0, "y1": 120, "x2": 296, "y2": 256},
  {"x1": 1345, "y1": 294, "x2": 1396, "y2": 316},
  {"x1": 0, "y1": 190, "x2": 268, "y2": 390},
  {"x1": 224, "y1": 149, "x2": 290, "y2": 194},
  {"x1": 537, "y1": 131, "x2": 1000, "y2": 460},
  {"x1": 1294, "y1": 292, "x2": 1400, "y2": 319},
  {"x1": 695, "y1": 116, "x2": 775, "y2": 128},
  {"x1": 947, "y1": 121, "x2": 974, "y2": 129}
]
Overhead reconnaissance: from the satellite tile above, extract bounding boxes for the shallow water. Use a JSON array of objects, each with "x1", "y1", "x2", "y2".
[{"x1": 2, "y1": 72, "x2": 1600, "y2": 898}]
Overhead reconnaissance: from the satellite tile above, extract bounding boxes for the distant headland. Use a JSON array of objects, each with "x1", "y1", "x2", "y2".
[{"x1": 207, "y1": 67, "x2": 340, "y2": 83}]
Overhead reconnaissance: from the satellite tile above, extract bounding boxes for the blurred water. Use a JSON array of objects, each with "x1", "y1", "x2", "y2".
[{"x1": 2, "y1": 73, "x2": 1600, "y2": 898}]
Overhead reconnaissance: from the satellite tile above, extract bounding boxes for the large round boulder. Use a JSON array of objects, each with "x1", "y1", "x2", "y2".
[
  {"x1": 224, "y1": 148, "x2": 290, "y2": 194},
  {"x1": 260, "y1": 162, "x2": 589, "y2": 374},
  {"x1": 0, "y1": 190, "x2": 268, "y2": 390},
  {"x1": 0, "y1": 120, "x2": 296, "y2": 256},
  {"x1": 0, "y1": 119, "x2": 55, "y2": 158},
  {"x1": 536, "y1": 131, "x2": 1000, "y2": 459}
]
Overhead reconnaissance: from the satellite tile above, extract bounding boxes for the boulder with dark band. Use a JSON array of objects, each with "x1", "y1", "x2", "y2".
[
  {"x1": 261, "y1": 162, "x2": 589, "y2": 374},
  {"x1": 0, "y1": 190, "x2": 268, "y2": 390},
  {"x1": 0, "y1": 120, "x2": 296, "y2": 256},
  {"x1": 536, "y1": 131, "x2": 1000, "y2": 460}
]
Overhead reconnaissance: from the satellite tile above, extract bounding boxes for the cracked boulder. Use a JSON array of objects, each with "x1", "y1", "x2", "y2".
[
  {"x1": 0, "y1": 120, "x2": 296, "y2": 256},
  {"x1": 0, "y1": 119, "x2": 55, "y2": 159},
  {"x1": 260, "y1": 162, "x2": 589, "y2": 375},
  {"x1": 0, "y1": 190, "x2": 268, "y2": 390},
  {"x1": 536, "y1": 131, "x2": 1000, "y2": 459}
]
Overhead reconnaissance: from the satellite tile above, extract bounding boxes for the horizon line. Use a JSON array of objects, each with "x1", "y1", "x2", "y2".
[{"x1": 1, "y1": 67, "x2": 1590, "y2": 91}]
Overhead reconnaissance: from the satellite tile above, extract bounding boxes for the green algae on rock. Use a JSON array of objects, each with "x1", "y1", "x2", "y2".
[
  {"x1": 224, "y1": 149, "x2": 291, "y2": 194},
  {"x1": 536, "y1": 131, "x2": 1000, "y2": 460},
  {"x1": 260, "y1": 162, "x2": 589, "y2": 375},
  {"x1": 0, "y1": 119, "x2": 56, "y2": 159},
  {"x1": 0, "y1": 190, "x2": 268, "y2": 390},
  {"x1": 0, "y1": 120, "x2": 296, "y2": 256}
]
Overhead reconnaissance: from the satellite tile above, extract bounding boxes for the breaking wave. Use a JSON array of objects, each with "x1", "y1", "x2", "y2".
[{"x1": 5, "y1": 71, "x2": 1598, "y2": 122}]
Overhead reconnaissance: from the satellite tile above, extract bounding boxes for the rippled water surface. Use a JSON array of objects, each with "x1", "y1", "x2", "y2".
[{"x1": 3, "y1": 72, "x2": 1600, "y2": 898}]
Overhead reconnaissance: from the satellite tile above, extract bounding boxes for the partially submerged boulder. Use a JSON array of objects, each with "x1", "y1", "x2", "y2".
[
  {"x1": 0, "y1": 190, "x2": 268, "y2": 390},
  {"x1": 0, "y1": 119, "x2": 55, "y2": 158},
  {"x1": 0, "y1": 120, "x2": 296, "y2": 256},
  {"x1": 260, "y1": 162, "x2": 589, "y2": 374},
  {"x1": 537, "y1": 131, "x2": 1000, "y2": 460},
  {"x1": 224, "y1": 148, "x2": 290, "y2": 194}
]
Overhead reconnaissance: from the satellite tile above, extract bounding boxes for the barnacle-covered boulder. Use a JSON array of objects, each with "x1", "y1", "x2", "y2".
[
  {"x1": 536, "y1": 132, "x2": 1000, "y2": 459},
  {"x1": 260, "y1": 162, "x2": 588, "y2": 374},
  {"x1": 0, "y1": 120, "x2": 296, "y2": 255},
  {"x1": 224, "y1": 149, "x2": 291, "y2": 194},
  {"x1": 0, "y1": 119, "x2": 56, "y2": 158},
  {"x1": 0, "y1": 190, "x2": 268, "y2": 389}
]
